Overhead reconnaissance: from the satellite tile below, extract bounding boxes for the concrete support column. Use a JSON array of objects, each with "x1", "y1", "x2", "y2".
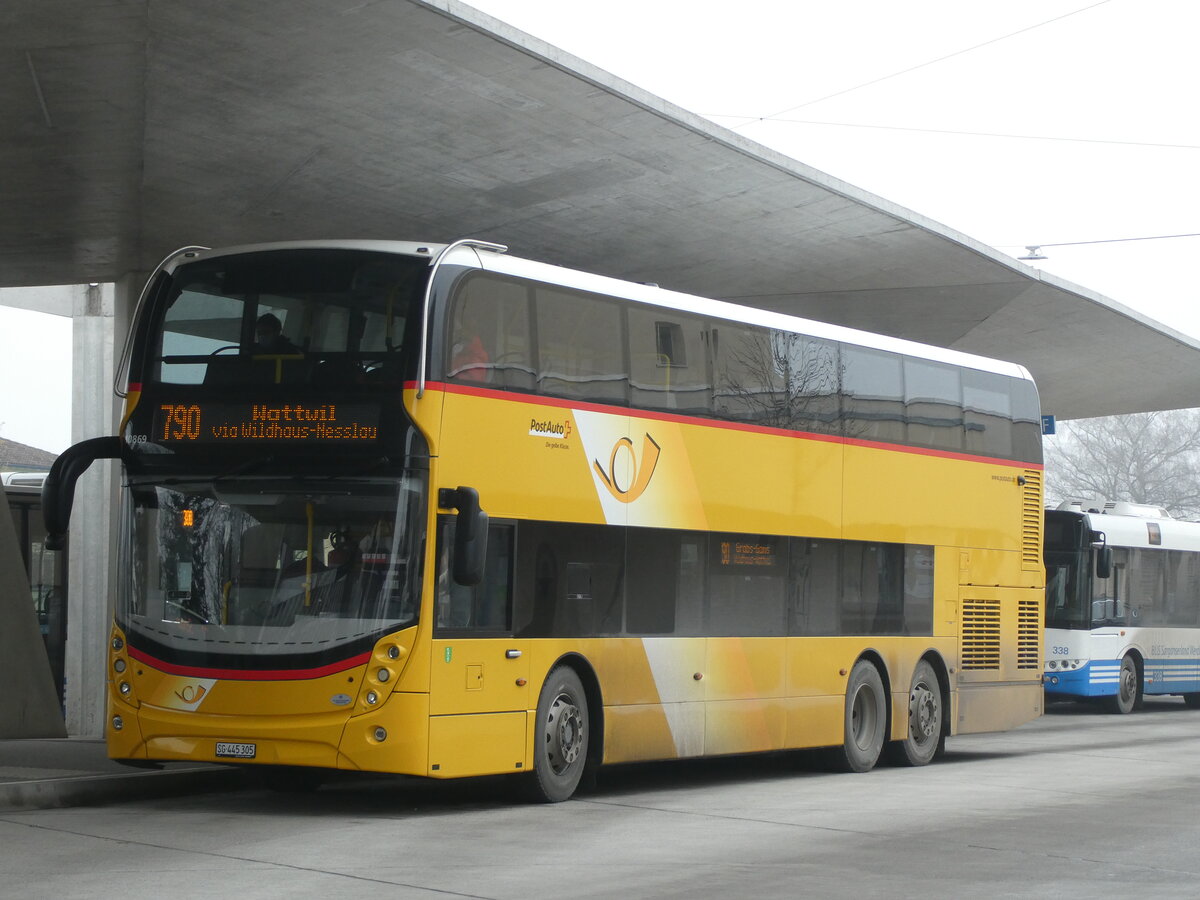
[{"x1": 64, "y1": 275, "x2": 140, "y2": 736}]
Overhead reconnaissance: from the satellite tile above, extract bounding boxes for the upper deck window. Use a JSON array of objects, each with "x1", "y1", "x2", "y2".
[
  {"x1": 440, "y1": 271, "x2": 1041, "y2": 464},
  {"x1": 147, "y1": 250, "x2": 427, "y2": 388}
]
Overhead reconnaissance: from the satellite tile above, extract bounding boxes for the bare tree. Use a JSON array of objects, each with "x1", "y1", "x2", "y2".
[
  {"x1": 1045, "y1": 409, "x2": 1200, "y2": 519},
  {"x1": 715, "y1": 330, "x2": 841, "y2": 432}
]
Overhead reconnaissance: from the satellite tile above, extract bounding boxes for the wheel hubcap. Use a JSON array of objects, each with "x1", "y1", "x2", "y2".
[
  {"x1": 910, "y1": 682, "x2": 938, "y2": 742},
  {"x1": 851, "y1": 685, "x2": 879, "y2": 750},
  {"x1": 545, "y1": 692, "x2": 584, "y2": 774},
  {"x1": 1120, "y1": 661, "x2": 1136, "y2": 703}
]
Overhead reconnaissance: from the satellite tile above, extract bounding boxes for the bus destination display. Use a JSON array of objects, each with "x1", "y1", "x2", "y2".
[{"x1": 153, "y1": 401, "x2": 380, "y2": 444}]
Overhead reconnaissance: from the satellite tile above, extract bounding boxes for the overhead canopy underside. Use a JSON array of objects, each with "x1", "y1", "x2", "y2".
[{"x1": 3, "y1": 0, "x2": 1196, "y2": 420}]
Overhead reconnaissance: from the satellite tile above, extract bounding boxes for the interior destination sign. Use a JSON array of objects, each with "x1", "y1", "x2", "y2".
[{"x1": 153, "y1": 401, "x2": 380, "y2": 444}]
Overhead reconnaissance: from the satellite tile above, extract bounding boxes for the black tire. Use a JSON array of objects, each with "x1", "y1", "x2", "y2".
[
  {"x1": 527, "y1": 666, "x2": 589, "y2": 802},
  {"x1": 886, "y1": 659, "x2": 944, "y2": 767},
  {"x1": 1183, "y1": 693, "x2": 1200, "y2": 709},
  {"x1": 1107, "y1": 655, "x2": 1140, "y2": 715},
  {"x1": 834, "y1": 660, "x2": 887, "y2": 773}
]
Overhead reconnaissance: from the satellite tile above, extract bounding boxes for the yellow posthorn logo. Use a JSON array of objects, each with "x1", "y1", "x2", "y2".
[
  {"x1": 174, "y1": 684, "x2": 208, "y2": 704},
  {"x1": 594, "y1": 433, "x2": 661, "y2": 503}
]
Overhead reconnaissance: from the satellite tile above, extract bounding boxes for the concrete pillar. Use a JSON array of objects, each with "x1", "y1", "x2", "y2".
[
  {"x1": 63, "y1": 276, "x2": 141, "y2": 736},
  {"x1": 65, "y1": 282, "x2": 118, "y2": 736}
]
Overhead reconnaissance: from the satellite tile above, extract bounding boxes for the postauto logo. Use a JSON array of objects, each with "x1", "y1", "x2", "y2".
[{"x1": 529, "y1": 417, "x2": 572, "y2": 439}]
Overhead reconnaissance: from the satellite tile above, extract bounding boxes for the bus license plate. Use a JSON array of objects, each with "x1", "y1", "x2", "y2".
[{"x1": 216, "y1": 741, "x2": 256, "y2": 759}]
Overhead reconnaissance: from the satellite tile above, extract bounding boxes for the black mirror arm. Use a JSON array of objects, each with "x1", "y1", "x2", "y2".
[{"x1": 42, "y1": 436, "x2": 124, "y2": 550}]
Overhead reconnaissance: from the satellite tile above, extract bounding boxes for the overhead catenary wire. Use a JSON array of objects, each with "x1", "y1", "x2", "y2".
[
  {"x1": 731, "y1": 0, "x2": 1114, "y2": 126},
  {"x1": 705, "y1": 116, "x2": 1200, "y2": 153},
  {"x1": 1012, "y1": 233, "x2": 1200, "y2": 260}
]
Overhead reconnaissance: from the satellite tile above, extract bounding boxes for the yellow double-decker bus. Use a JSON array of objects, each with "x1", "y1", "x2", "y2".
[{"x1": 45, "y1": 239, "x2": 1044, "y2": 800}]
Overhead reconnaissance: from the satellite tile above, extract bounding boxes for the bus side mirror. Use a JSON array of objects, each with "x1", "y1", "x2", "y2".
[
  {"x1": 440, "y1": 486, "x2": 488, "y2": 586},
  {"x1": 1095, "y1": 546, "x2": 1113, "y2": 580},
  {"x1": 42, "y1": 436, "x2": 124, "y2": 551}
]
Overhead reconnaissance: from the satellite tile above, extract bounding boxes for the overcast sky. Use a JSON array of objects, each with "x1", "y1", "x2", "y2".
[
  {"x1": 2, "y1": 0, "x2": 1196, "y2": 455},
  {"x1": 464, "y1": 0, "x2": 1200, "y2": 330}
]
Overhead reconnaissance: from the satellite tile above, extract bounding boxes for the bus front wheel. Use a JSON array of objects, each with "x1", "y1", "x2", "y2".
[
  {"x1": 834, "y1": 660, "x2": 887, "y2": 773},
  {"x1": 527, "y1": 666, "x2": 589, "y2": 802},
  {"x1": 886, "y1": 659, "x2": 944, "y2": 767},
  {"x1": 1108, "y1": 655, "x2": 1141, "y2": 715}
]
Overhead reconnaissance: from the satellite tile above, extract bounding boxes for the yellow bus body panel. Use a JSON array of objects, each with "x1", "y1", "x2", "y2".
[{"x1": 111, "y1": 376, "x2": 1042, "y2": 777}]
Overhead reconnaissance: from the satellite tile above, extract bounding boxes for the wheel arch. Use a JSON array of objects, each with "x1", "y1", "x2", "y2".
[
  {"x1": 854, "y1": 649, "x2": 894, "y2": 736},
  {"x1": 1124, "y1": 647, "x2": 1146, "y2": 699},
  {"x1": 543, "y1": 652, "x2": 605, "y2": 771},
  {"x1": 917, "y1": 649, "x2": 953, "y2": 739}
]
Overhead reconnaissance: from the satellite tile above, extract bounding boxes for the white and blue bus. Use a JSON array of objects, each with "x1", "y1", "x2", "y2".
[{"x1": 1044, "y1": 501, "x2": 1200, "y2": 713}]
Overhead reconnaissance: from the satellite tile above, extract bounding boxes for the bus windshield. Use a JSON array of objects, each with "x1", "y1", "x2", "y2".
[
  {"x1": 148, "y1": 248, "x2": 428, "y2": 389},
  {"x1": 117, "y1": 474, "x2": 425, "y2": 664},
  {"x1": 1044, "y1": 549, "x2": 1089, "y2": 630}
]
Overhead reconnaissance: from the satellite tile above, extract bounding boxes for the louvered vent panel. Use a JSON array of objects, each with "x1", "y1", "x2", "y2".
[
  {"x1": 1021, "y1": 469, "x2": 1043, "y2": 570},
  {"x1": 962, "y1": 599, "x2": 1001, "y2": 670},
  {"x1": 1017, "y1": 598, "x2": 1041, "y2": 669}
]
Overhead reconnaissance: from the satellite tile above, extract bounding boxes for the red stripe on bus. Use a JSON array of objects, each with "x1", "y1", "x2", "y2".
[
  {"x1": 126, "y1": 646, "x2": 371, "y2": 681},
  {"x1": 418, "y1": 380, "x2": 1043, "y2": 471}
]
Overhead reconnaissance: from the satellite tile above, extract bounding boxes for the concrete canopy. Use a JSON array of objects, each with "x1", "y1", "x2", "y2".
[{"x1": 3, "y1": 0, "x2": 1197, "y2": 420}]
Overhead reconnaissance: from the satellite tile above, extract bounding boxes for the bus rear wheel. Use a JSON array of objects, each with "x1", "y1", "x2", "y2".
[
  {"x1": 526, "y1": 666, "x2": 589, "y2": 802},
  {"x1": 886, "y1": 660, "x2": 944, "y2": 767},
  {"x1": 834, "y1": 660, "x2": 887, "y2": 773},
  {"x1": 1107, "y1": 655, "x2": 1140, "y2": 714}
]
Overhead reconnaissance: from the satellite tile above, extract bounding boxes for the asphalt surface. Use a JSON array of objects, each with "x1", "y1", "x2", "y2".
[
  {"x1": 0, "y1": 738, "x2": 238, "y2": 811},
  {"x1": 3, "y1": 700, "x2": 1200, "y2": 899}
]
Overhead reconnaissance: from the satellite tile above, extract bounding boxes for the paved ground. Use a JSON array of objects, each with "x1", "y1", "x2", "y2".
[
  {"x1": 0, "y1": 738, "x2": 238, "y2": 811},
  {"x1": 2, "y1": 698, "x2": 1199, "y2": 899}
]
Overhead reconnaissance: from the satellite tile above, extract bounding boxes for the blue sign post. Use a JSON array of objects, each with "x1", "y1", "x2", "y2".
[{"x1": 1041, "y1": 415, "x2": 1056, "y2": 435}]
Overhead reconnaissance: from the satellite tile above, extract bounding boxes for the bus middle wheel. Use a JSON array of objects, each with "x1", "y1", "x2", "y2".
[
  {"x1": 835, "y1": 659, "x2": 887, "y2": 773},
  {"x1": 527, "y1": 666, "x2": 589, "y2": 802}
]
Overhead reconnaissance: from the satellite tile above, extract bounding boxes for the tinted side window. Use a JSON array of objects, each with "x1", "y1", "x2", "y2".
[
  {"x1": 1010, "y1": 378, "x2": 1043, "y2": 463},
  {"x1": 625, "y1": 527, "x2": 680, "y2": 634},
  {"x1": 842, "y1": 346, "x2": 905, "y2": 444},
  {"x1": 707, "y1": 534, "x2": 787, "y2": 636},
  {"x1": 789, "y1": 538, "x2": 840, "y2": 635},
  {"x1": 1128, "y1": 548, "x2": 1167, "y2": 627},
  {"x1": 513, "y1": 521, "x2": 625, "y2": 637},
  {"x1": 904, "y1": 358, "x2": 963, "y2": 451},
  {"x1": 628, "y1": 305, "x2": 711, "y2": 415},
  {"x1": 1169, "y1": 551, "x2": 1200, "y2": 626},
  {"x1": 434, "y1": 521, "x2": 514, "y2": 633},
  {"x1": 535, "y1": 287, "x2": 627, "y2": 404},
  {"x1": 963, "y1": 369, "x2": 1013, "y2": 459},
  {"x1": 712, "y1": 326, "x2": 840, "y2": 433},
  {"x1": 446, "y1": 275, "x2": 534, "y2": 390}
]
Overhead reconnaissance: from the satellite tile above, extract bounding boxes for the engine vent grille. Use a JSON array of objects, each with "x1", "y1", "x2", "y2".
[
  {"x1": 1017, "y1": 598, "x2": 1041, "y2": 669},
  {"x1": 962, "y1": 598, "x2": 1001, "y2": 670},
  {"x1": 1021, "y1": 469, "x2": 1043, "y2": 570}
]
